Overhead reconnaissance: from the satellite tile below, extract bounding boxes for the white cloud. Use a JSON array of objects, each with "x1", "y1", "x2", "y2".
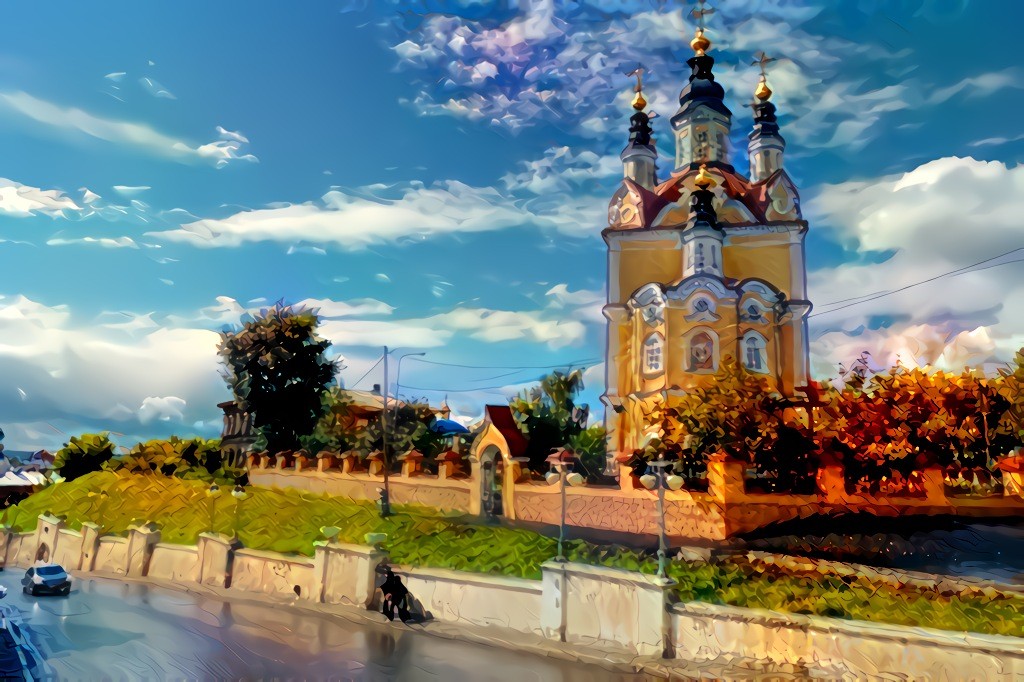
[
  {"x1": 0, "y1": 178, "x2": 80, "y2": 217},
  {"x1": 0, "y1": 294, "x2": 225, "y2": 450},
  {"x1": 147, "y1": 179, "x2": 602, "y2": 250},
  {"x1": 138, "y1": 396, "x2": 187, "y2": 423},
  {"x1": 46, "y1": 236, "x2": 139, "y2": 249},
  {"x1": 806, "y1": 156, "x2": 1024, "y2": 375},
  {"x1": 0, "y1": 91, "x2": 258, "y2": 168},
  {"x1": 112, "y1": 185, "x2": 150, "y2": 196}
]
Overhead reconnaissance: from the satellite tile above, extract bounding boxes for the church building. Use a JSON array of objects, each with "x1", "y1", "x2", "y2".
[{"x1": 602, "y1": 22, "x2": 812, "y2": 471}]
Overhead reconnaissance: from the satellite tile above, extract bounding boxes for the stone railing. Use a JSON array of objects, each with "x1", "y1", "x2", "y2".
[
  {"x1": 244, "y1": 450, "x2": 1024, "y2": 541},
  {"x1": 3, "y1": 514, "x2": 1021, "y2": 680}
]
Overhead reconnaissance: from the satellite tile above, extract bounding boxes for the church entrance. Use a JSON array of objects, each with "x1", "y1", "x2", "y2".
[
  {"x1": 36, "y1": 543, "x2": 50, "y2": 563},
  {"x1": 479, "y1": 446, "x2": 504, "y2": 520}
]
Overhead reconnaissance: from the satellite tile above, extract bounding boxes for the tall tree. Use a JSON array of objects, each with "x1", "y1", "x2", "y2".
[
  {"x1": 218, "y1": 303, "x2": 337, "y2": 453},
  {"x1": 509, "y1": 369, "x2": 589, "y2": 471}
]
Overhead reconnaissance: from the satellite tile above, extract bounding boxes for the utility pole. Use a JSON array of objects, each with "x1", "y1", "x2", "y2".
[{"x1": 380, "y1": 346, "x2": 391, "y2": 517}]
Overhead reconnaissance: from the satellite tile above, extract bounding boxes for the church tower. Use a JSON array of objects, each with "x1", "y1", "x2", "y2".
[
  {"x1": 670, "y1": 23, "x2": 732, "y2": 169},
  {"x1": 601, "y1": 9, "x2": 812, "y2": 476}
]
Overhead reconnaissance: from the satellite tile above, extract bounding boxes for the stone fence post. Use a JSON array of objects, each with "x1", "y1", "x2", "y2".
[
  {"x1": 126, "y1": 523, "x2": 161, "y2": 577},
  {"x1": 312, "y1": 542, "x2": 388, "y2": 607},
  {"x1": 921, "y1": 465, "x2": 948, "y2": 506},
  {"x1": 816, "y1": 464, "x2": 846, "y2": 505},
  {"x1": 0, "y1": 526, "x2": 11, "y2": 569},
  {"x1": 34, "y1": 513, "x2": 65, "y2": 563},
  {"x1": 541, "y1": 560, "x2": 676, "y2": 658},
  {"x1": 78, "y1": 522, "x2": 102, "y2": 572},
  {"x1": 707, "y1": 455, "x2": 745, "y2": 504},
  {"x1": 196, "y1": 532, "x2": 239, "y2": 588}
]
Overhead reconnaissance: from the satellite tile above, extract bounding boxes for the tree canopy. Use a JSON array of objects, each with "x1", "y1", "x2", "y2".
[
  {"x1": 218, "y1": 303, "x2": 337, "y2": 453},
  {"x1": 509, "y1": 369, "x2": 590, "y2": 471}
]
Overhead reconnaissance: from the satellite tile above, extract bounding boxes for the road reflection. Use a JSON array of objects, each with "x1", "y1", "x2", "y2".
[{"x1": 0, "y1": 575, "x2": 646, "y2": 681}]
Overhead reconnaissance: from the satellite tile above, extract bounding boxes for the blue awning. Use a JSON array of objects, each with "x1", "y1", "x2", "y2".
[{"x1": 430, "y1": 418, "x2": 470, "y2": 435}]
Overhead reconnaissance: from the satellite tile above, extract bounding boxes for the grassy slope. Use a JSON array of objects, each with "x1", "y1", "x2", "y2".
[{"x1": 4, "y1": 471, "x2": 1024, "y2": 638}]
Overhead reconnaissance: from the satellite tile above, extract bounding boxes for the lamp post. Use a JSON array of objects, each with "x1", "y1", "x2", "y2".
[
  {"x1": 545, "y1": 449, "x2": 585, "y2": 562},
  {"x1": 639, "y1": 453, "x2": 684, "y2": 581},
  {"x1": 206, "y1": 483, "x2": 221, "y2": 535},
  {"x1": 379, "y1": 349, "x2": 425, "y2": 518},
  {"x1": 231, "y1": 485, "x2": 248, "y2": 542}
]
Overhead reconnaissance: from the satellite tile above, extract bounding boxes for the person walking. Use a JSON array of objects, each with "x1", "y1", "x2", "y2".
[{"x1": 378, "y1": 566, "x2": 410, "y2": 622}]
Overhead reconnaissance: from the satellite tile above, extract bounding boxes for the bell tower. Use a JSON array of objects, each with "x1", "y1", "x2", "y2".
[{"x1": 670, "y1": 2, "x2": 732, "y2": 169}]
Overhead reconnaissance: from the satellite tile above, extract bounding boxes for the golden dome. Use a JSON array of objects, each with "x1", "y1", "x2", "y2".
[
  {"x1": 631, "y1": 90, "x2": 647, "y2": 111},
  {"x1": 690, "y1": 29, "x2": 711, "y2": 56},
  {"x1": 755, "y1": 76, "x2": 772, "y2": 101},
  {"x1": 694, "y1": 164, "x2": 717, "y2": 189}
]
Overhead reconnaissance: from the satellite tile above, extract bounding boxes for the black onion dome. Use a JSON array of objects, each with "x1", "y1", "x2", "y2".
[
  {"x1": 749, "y1": 99, "x2": 781, "y2": 140},
  {"x1": 688, "y1": 187, "x2": 720, "y2": 230},
  {"x1": 672, "y1": 55, "x2": 732, "y2": 126}
]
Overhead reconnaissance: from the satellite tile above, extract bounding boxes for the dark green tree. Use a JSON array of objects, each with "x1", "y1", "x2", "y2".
[
  {"x1": 54, "y1": 432, "x2": 117, "y2": 481},
  {"x1": 509, "y1": 369, "x2": 589, "y2": 471},
  {"x1": 218, "y1": 303, "x2": 337, "y2": 453}
]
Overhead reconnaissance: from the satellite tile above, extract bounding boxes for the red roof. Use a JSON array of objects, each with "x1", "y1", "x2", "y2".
[
  {"x1": 484, "y1": 405, "x2": 529, "y2": 460},
  {"x1": 612, "y1": 166, "x2": 800, "y2": 231}
]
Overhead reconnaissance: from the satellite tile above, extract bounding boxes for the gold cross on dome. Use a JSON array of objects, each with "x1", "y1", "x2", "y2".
[
  {"x1": 691, "y1": 0, "x2": 715, "y2": 31},
  {"x1": 752, "y1": 51, "x2": 776, "y2": 78},
  {"x1": 625, "y1": 64, "x2": 645, "y2": 92}
]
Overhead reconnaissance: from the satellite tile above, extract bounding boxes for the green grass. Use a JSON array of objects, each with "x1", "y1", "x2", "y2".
[{"x1": 6, "y1": 470, "x2": 1024, "y2": 638}]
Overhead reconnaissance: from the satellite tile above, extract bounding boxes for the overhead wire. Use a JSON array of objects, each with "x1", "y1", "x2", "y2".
[{"x1": 810, "y1": 247, "x2": 1024, "y2": 318}]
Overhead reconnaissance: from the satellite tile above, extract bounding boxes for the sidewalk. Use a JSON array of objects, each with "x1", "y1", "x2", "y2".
[{"x1": 78, "y1": 571, "x2": 835, "y2": 680}]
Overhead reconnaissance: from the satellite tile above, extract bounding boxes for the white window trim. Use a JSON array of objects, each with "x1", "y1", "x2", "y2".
[
  {"x1": 642, "y1": 332, "x2": 665, "y2": 376},
  {"x1": 683, "y1": 327, "x2": 719, "y2": 374},
  {"x1": 742, "y1": 330, "x2": 770, "y2": 374}
]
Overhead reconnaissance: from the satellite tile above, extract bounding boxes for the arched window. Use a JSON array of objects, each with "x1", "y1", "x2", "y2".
[
  {"x1": 743, "y1": 333, "x2": 769, "y2": 374},
  {"x1": 643, "y1": 333, "x2": 664, "y2": 374},
  {"x1": 695, "y1": 243, "x2": 705, "y2": 271},
  {"x1": 686, "y1": 330, "x2": 717, "y2": 373}
]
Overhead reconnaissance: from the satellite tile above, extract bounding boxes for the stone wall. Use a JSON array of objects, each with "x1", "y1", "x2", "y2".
[
  {"x1": 231, "y1": 548, "x2": 316, "y2": 600},
  {"x1": 511, "y1": 483, "x2": 733, "y2": 540},
  {"x1": 0, "y1": 514, "x2": 1021, "y2": 679},
  {"x1": 248, "y1": 452, "x2": 1024, "y2": 543},
  {"x1": 541, "y1": 561, "x2": 672, "y2": 658},
  {"x1": 53, "y1": 529, "x2": 83, "y2": 570},
  {"x1": 148, "y1": 543, "x2": 200, "y2": 582},
  {"x1": 671, "y1": 600, "x2": 1024, "y2": 679},
  {"x1": 248, "y1": 468, "x2": 473, "y2": 513},
  {"x1": 395, "y1": 565, "x2": 543, "y2": 636},
  {"x1": 94, "y1": 537, "x2": 128, "y2": 575}
]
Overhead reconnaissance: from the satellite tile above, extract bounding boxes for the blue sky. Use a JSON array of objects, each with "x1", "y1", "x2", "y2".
[{"x1": 0, "y1": 0, "x2": 1021, "y2": 450}]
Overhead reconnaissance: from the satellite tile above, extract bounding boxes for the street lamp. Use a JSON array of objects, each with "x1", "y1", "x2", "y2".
[
  {"x1": 639, "y1": 453, "x2": 684, "y2": 581},
  {"x1": 545, "y1": 449, "x2": 585, "y2": 562},
  {"x1": 379, "y1": 348, "x2": 426, "y2": 518},
  {"x1": 206, "y1": 483, "x2": 221, "y2": 535},
  {"x1": 231, "y1": 485, "x2": 248, "y2": 542}
]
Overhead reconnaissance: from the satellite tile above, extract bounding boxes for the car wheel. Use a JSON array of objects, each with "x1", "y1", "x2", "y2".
[{"x1": 30, "y1": 586, "x2": 38, "y2": 596}]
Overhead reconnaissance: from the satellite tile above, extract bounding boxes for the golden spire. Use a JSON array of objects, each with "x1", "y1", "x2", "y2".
[
  {"x1": 752, "y1": 51, "x2": 776, "y2": 101},
  {"x1": 690, "y1": 30, "x2": 711, "y2": 56},
  {"x1": 690, "y1": 1, "x2": 715, "y2": 56},
  {"x1": 694, "y1": 163, "x2": 717, "y2": 189},
  {"x1": 627, "y1": 65, "x2": 647, "y2": 110}
]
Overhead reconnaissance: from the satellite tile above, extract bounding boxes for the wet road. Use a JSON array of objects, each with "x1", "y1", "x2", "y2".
[{"x1": 0, "y1": 574, "x2": 646, "y2": 681}]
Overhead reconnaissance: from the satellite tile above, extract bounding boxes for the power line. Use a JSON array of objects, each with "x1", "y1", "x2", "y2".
[
  {"x1": 404, "y1": 356, "x2": 601, "y2": 371},
  {"x1": 397, "y1": 382, "x2": 529, "y2": 394},
  {"x1": 810, "y1": 247, "x2": 1024, "y2": 319},
  {"x1": 349, "y1": 356, "x2": 383, "y2": 389}
]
